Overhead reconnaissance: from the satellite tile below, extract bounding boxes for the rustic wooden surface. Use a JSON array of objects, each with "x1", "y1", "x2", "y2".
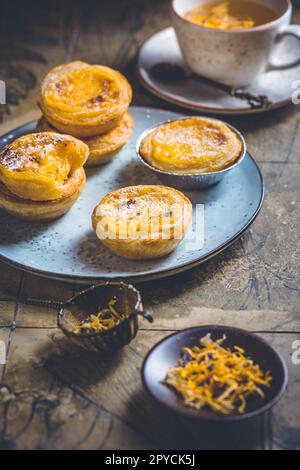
[{"x1": 0, "y1": 0, "x2": 299, "y2": 450}]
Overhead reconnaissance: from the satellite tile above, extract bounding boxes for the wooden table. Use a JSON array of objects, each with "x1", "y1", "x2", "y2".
[{"x1": 0, "y1": 0, "x2": 299, "y2": 450}]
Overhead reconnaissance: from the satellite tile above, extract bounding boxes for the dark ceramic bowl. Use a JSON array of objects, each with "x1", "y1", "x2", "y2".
[
  {"x1": 58, "y1": 281, "x2": 153, "y2": 352},
  {"x1": 142, "y1": 325, "x2": 288, "y2": 422}
]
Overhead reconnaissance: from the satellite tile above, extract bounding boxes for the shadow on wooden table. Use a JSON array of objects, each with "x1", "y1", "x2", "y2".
[
  {"x1": 3, "y1": 332, "x2": 267, "y2": 450},
  {"x1": 43, "y1": 334, "x2": 267, "y2": 450},
  {"x1": 124, "y1": 389, "x2": 267, "y2": 450}
]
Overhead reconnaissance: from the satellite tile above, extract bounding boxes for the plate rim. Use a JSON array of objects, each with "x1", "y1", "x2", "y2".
[
  {"x1": 137, "y1": 27, "x2": 293, "y2": 116},
  {"x1": 0, "y1": 109, "x2": 264, "y2": 284},
  {"x1": 141, "y1": 325, "x2": 288, "y2": 422}
]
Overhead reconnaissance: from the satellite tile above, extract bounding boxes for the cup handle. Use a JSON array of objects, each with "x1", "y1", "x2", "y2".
[{"x1": 267, "y1": 25, "x2": 300, "y2": 71}]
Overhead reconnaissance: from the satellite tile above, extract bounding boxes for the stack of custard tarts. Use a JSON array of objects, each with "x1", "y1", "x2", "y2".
[
  {"x1": 0, "y1": 132, "x2": 89, "y2": 221},
  {"x1": 0, "y1": 61, "x2": 134, "y2": 223},
  {"x1": 37, "y1": 61, "x2": 133, "y2": 166}
]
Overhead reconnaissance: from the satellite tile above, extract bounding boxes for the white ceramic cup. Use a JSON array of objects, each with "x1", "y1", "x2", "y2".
[{"x1": 171, "y1": 0, "x2": 300, "y2": 86}]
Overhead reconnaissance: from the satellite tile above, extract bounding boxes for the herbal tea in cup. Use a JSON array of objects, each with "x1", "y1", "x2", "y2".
[
  {"x1": 171, "y1": 0, "x2": 300, "y2": 86},
  {"x1": 184, "y1": 1, "x2": 278, "y2": 30}
]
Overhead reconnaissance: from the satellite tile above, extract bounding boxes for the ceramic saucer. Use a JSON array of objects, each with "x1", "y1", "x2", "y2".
[{"x1": 137, "y1": 27, "x2": 300, "y2": 115}]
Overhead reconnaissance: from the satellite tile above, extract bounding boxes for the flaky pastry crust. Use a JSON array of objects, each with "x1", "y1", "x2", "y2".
[
  {"x1": 39, "y1": 61, "x2": 132, "y2": 137},
  {"x1": 0, "y1": 132, "x2": 88, "y2": 221},
  {"x1": 0, "y1": 168, "x2": 86, "y2": 221},
  {"x1": 92, "y1": 185, "x2": 192, "y2": 259},
  {"x1": 0, "y1": 132, "x2": 88, "y2": 200},
  {"x1": 36, "y1": 112, "x2": 134, "y2": 166}
]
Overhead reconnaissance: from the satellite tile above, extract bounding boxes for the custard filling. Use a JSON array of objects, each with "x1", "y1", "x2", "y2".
[
  {"x1": 140, "y1": 118, "x2": 243, "y2": 174},
  {"x1": 0, "y1": 132, "x2": 88, "y2": 201},
  {"x1": 43, "y1": 65, "x2": 123, "y2": 119},
  {"x1": 94, "y1": 186, "x2": 192, "y2": 242}
]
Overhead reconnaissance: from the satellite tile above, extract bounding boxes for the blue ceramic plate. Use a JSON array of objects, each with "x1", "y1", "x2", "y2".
[{"x1": 0, "y1": 107, "x2": 264, "y2": 283}]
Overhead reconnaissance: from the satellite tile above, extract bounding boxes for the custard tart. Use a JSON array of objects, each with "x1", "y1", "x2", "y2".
[
  {"x1": 92, "y1": 185, "x2": 192, "y2": 260},
  {"x1": 0, "y1": 132, "x2": 89, "y2": 221},
  {"x1": 39, "y1": 61, "x2": 132, "y2": 137},
  {"x1": 36, "y1": 111, "x2": 134, "y2": 166},
  {"x1": 139, "y1": 117, "x2": 243, "y2": 174}
]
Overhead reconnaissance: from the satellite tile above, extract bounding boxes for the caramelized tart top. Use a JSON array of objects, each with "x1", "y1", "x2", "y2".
[
  {"x1": 139, "y1": 117, "x2": 243, "y2": 174},
  {"x1": 0, "y1": 132, "x2": 89, "y2": 201},
  {"x1": 92, "y1": 185, "x2": 192, "y2": 242},
  {"x1": 39, "y1": 61, "x2": 132, "y2": 135}
]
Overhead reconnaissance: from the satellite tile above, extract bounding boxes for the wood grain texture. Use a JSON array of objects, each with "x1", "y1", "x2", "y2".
[{"x1": 0, "y1": 0, "x2": 299, "y2": 450}]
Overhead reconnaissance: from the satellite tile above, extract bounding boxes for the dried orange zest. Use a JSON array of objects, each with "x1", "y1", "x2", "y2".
[{"x1": 165, "y1": 334, "x2": 272, "y2": 414}]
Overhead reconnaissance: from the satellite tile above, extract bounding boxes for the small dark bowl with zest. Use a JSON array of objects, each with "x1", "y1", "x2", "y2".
[{"x1": 142, "y1": 325, "x2": 288, "y2": 422}]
